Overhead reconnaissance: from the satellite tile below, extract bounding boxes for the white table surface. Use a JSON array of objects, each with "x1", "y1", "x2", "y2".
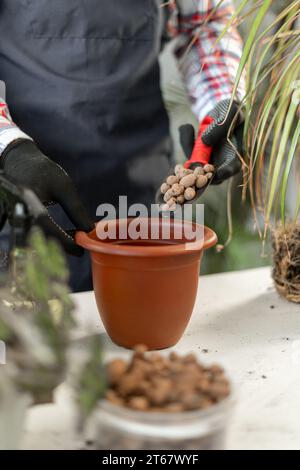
[{"x1": 22, "y1": 267, "x2": 300, "y2": 450}]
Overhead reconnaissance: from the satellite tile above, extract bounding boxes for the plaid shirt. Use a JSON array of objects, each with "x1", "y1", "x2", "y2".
[
  {"x1": 0, "y1": 103, "x2": 32, "y2": 154},
  {"x1": 169, "y1": 0, "x2": 245, "y2": 120},
  {"x1": 0, "y1": 0, "x2": 245, "y2": 154}
]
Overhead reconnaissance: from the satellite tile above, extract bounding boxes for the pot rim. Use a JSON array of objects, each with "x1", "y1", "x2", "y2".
[{"x1": 76, "y1": 218, "x2": 217, "y2": 257}]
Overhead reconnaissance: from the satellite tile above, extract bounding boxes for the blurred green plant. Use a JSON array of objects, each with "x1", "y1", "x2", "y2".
[
  {"x1": 76, "y1": 335, "x2": 107, "y2": 419},
  {"x1": 0, "y1": 229, "x2": 75, "y2": 403}
]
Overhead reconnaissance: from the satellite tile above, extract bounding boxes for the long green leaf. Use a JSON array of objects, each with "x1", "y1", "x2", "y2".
[
  {"x1": 241, "y1": 3, "x2": 300, "y2": 146},
  {"x1": 265, "y1": 96, "x2": 299, "y2": 228},
  {"x1": 280, "y1": 119, "x2": 300, "y2": 224},
  {"x1": 243, "y1": 35, "x2": 298, "y2": 152},
  {"x1": 251, "y1": 53, "x2": 300, "y2": 170},
  {"x1": 231, "y1": 0, "x2": 275, "y2": 102},
  {"x1": 294, "y1": 188, "x2": 300, "y2": 221}
]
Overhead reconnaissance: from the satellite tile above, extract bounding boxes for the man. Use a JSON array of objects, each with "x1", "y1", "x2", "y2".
[{"x1": 0, "y1": 0, "x2": 245, "y2": 291}]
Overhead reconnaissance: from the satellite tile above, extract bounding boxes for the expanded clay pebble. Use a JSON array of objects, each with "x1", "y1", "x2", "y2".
[
  {"x1": 176, "y1": 194, "x2": 185, "y2": 204},
  {"x1": 107, "y1": 359, "x2": 128, "y2": 385},
  {"x1": 180, "y1": 174, "x2": 196, "y2": 188},
  {"x1": 167, "y1": 198, "x2": 176, "y2": 210},
  {"x1": 161, "y1": 203, "x2": 172, "y2": 212},
  {"x1": 160, "y1": 163, "x2": 215, "y2": 208},
  {"x1": 160, "y1": 183, "x2": 170, "y2": 194},
  {"x1": 163, "y1": 188, "x2": 173, "y2": 203},
  {"x1": 105, "y1": 345, "x2": 230, "y2": 413},
  {"x1": 204, "y1": 164, "x2": 215, "y2": 173},
  {"x1": 166, "y1": 175, "x2": 180, "y2": 186},
  {"x1": 184, "y1": 187, "x2": 196, "y2": 201},
  {"x1": 174, "y1": 164, "x2": 184, "y2": 176},
  {"x1": 171, "y1": 183, "x2": 184, "y2": 197},
  {"x1": 105, "y1": 389, "x2": 125, "y2": 407},
  {"x1": 196, "y1": 175, "x2": 208, "y2": 189},
  {"x1": 178, "y1": 168, "x2": 193, "y2": 178},
  {"x1": 133, "y1": 344, "x2": 148, "y2": 356},
  {"x1": 128, "y1": 396, "x2": 149, "y2": 411},
  {"x1": 193, "y1": 166, "x2": 205, "y2": 177}
]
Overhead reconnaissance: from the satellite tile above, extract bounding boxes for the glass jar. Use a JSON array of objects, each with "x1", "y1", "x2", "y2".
[{"x1": 90, "y1": 396, "x2": 234, "y2": 450}]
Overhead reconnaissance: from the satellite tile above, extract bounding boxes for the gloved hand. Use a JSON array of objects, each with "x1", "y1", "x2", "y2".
[
  {"x1": 179, "y1": 99, "x2": 244, "y2": 185},
  {"x1": 1, "y1": 139, "x2": 93, "y2": 255}
]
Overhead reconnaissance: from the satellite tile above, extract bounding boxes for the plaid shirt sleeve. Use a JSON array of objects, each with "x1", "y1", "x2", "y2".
[
  {"x1": 0, "y1": 98, "x2": 31, "y2": 155},
  {"x1": 169, "y1": 0, "x2": 246, "y2": 121}
]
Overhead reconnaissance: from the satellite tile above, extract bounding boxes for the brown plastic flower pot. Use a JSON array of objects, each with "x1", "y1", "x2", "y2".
[{"x1": 76, "y1": 218, "x2": 217, "y2": 350}]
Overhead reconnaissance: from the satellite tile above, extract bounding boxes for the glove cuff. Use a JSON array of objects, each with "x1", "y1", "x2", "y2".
[{"x1": 1, "y1": 139, "x2": 37, "y2": 168}]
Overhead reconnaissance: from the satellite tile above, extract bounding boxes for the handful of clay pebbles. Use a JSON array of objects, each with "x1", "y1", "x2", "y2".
[
  {"x1": 106, "y1": 345, "x2": 230, "y2": 412},
  {"x1": 160, "y1": 164, "x2": 215, "y2": 211}
]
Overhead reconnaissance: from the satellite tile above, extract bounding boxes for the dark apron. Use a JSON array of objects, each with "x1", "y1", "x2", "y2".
[{"x1": 0, "y1": 0, "x2": 172, "y2": 291}]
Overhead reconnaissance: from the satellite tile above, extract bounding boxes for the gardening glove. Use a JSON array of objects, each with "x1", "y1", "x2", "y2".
[
  {"x1": 180, "y1": 99, "x2": 244, "y2": 185},
  {"x1": 1, "y1": 139, "x2": 93, "y2": 255}
]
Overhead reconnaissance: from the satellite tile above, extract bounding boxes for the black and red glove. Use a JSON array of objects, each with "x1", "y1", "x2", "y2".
[{"x1": 179, "y1": 99, "x2": 244, "y2": 185}]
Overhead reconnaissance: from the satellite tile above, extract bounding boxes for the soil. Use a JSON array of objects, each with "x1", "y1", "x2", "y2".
[{"x1": 272, "y1": 223, "x2": 300, "y2": 303}]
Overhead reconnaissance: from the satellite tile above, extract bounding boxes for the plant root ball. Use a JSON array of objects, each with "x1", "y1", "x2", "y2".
[{"x1": 272, "y1": 224, "x2": 300, "y2": 303}]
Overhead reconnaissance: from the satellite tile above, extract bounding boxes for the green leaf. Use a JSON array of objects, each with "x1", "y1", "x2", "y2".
[
  {"x1": 281, "y1": 119, "x2": 300, "y2": 224},
  {"x1": 265, "y1": 93, "x2": 299, "y2": 228},
  {"x1": 230, "y1": 0, "x2": 273, "y2": 106}
]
